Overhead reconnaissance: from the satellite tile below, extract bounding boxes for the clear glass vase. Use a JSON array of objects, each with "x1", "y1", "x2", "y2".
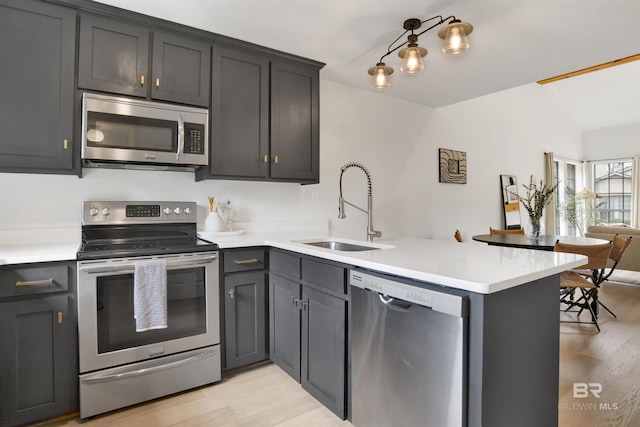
[{"x1": 528, "y1": 216, "x2": 545, "y2": 240}]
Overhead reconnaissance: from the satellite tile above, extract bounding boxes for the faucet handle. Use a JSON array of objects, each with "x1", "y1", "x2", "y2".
[{"x1": 368, "y1": 229, "x2": 382, "y2": 240}]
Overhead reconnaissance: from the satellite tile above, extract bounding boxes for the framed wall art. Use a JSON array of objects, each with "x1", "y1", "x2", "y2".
[{"x1": 439, "y1": 148, "x2": 467, "y2": 184}]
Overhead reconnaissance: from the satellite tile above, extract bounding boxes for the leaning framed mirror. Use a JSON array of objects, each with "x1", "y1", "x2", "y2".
[{"x1": 500, "y1": 175, "x2": 522, "y2": 230}]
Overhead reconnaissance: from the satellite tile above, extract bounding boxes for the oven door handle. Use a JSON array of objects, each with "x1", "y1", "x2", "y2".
[
  {"x1": 79, "y1": 255, "x2": 217, "y2": 275},
  {"x1": 80, "y1": 349, "x2": 216, "y2": 385}
]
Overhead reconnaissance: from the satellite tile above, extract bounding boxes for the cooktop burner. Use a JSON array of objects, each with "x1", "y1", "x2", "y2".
[
  {"x1": 77, "y1": 238, "x2": 217, "y2": 260},
  {"x1": 77, "y1": 201, "x2": 218, "y2": 260}
]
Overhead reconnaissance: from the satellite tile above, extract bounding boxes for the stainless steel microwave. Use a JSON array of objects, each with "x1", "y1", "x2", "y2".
[{"x1": 81, "y1": 93, "x2": 209, "y2": 170}]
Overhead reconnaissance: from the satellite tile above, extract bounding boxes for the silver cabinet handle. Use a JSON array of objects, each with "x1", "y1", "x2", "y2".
[
  {"x1": 16, "y1": 278, "x2": 54, "y2": 287},
  {"x1": 81, "y1": 350, "x2": 216, "y2": 385}
]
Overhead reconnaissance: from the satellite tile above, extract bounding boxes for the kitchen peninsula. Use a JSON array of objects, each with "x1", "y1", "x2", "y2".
[{"x1": 0, "y1": 231, "x2": 585, "y2": 427}]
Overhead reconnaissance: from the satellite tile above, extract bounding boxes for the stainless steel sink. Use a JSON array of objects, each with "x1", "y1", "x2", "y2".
[{"x1": 302, "y1": 241, "x2": 380, "y2": 252}]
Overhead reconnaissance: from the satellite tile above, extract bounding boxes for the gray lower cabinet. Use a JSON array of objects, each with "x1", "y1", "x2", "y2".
[
  {"x1": 0, "y1": 0, "x2": 75, "y2": 173},
  {"x1": 0, "y1": 261, "x2": 77, "y2": 427},
  {"x1": 269, "y1": 273, "x2": 302, "y2": 379},
  {"x1": 301, "y1": 285, "x2": 347, "y2": 418},
  {"x1": 269, "y1": 250, "x2": 348, "y2": 419},
  {"x1": 78, "y1": 13, "x2": 211, "y2": 107},
  {"x1": 222, "y1": 249, "x2": 268, "y2": 370}
]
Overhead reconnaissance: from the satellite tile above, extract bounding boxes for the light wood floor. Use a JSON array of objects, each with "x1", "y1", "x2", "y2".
[{"x1": 42, "y1": 280, "x2": 640, "y2": 427}]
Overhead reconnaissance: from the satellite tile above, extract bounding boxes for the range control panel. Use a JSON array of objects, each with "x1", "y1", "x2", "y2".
[{"x1": 82, "y1": 201, "x2": 198, "y2": 225}]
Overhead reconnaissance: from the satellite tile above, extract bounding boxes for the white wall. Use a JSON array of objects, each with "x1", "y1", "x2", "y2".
[
  {"x1": 582, "y1": 123, "x2": 640, "y2": 160},
  {"x1": 391, "y1": 83, "x2": 583, "y2": 241},
  {"x1": 0, "y1": 79, "x2": 586, "y2": 244}
]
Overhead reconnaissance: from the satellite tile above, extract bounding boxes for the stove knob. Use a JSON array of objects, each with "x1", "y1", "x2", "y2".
[
  {"x1": 101, "y1": 208, "x2": 111, "y2": 216},
  {"x1": 89, "y1": 207, "x2": 99, "y2": 216},
  {"x1": 163, "y1": 207, "x2": 172, "y2": 215},
  {"x1": 174, "y1": 207, "x2": 181, "y2": 215},
  {"x1": 183, "y1": 207, "x2": 192, "y2": 215}
]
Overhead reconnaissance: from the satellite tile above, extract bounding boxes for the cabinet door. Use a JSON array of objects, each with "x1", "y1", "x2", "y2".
[
  {"x1": 224, "y1": 271, "x2": 267, "y2": 370},
  {"x1": 0, "y1": 295, "x2": 73, "y2": 426},
  {"x1": 78, "y1": 14, "x2": 149, "y2": 97},
  {"x1": 301, "y1": 286, "x2": 347, "y2": 419},
  {"x1": 152, "y1": 32, "x2": 211, "y2": 107},
  {"x1": 270, "y1": 60, "x2": 320, "y2": 182},
  {"x1": 209, "y1": 45, "x2": 269, "y2": 178},
  {"x1": 269, "y1": 274, "x2": 301, "y2": 381},
  {"x1": 0, "y1": 0, "x2": 75, "y2": 172}
]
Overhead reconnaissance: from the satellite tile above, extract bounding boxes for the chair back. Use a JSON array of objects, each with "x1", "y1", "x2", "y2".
[
  {"x1": 609, "y1": 234, "x2": 632, "y2": 263},
  {"x1": 553, "y1": 241, "x2": 612, "y2": 270},
  {"x1": 489, "y1": 227, "x2": 525, "y2": 235}
]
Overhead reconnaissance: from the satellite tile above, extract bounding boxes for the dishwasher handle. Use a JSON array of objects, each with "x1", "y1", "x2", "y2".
[{"x1": 379, "y1": 294, "x2": 413, "y2": 312}]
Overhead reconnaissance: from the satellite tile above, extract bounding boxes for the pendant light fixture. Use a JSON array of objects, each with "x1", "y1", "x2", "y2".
[
  {"x1": 398, "y1": 19, "x2": 428, "y2": 75},
  {"x1": 439, "y1": 19, "x2": 473, "y2": 56},
  {"x1": 368, "y1": 15, "x2": 473, "y2": 90}
]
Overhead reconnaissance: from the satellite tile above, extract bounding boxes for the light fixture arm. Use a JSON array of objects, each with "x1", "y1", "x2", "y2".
[{"x1": 378, "y1": 15, "x2": 459, "y2": 63}]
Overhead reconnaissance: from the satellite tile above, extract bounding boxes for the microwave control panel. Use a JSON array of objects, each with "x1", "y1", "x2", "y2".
[{"x1": 184, "y1": 123, "x2": 205, "y2": 154}]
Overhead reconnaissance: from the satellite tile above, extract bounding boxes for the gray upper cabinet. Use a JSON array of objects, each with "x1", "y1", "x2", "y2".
[
  {"x1": 0, "y1": 0, "x2": 75, "y2": 173},
  {"x1": 198, "y1": 52, "x2": 321, "y2": 183},
  {"x1": 151, "y1": 31, "x2": 211, "y2": 107},
  {"x1": 270, "y1": 60, "x2": 320, "y2": 183},
  {"x1": 78, "y1": 14, "x2": 149, "y2": 98},
  {"x1": 78, "y1": 14, "x2": 210, "y2": 107},
  {"x1": 208, "y1": 45, "x2": 270, "y2": 178}
]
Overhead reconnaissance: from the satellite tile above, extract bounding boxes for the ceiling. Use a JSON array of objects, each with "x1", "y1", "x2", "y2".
[{"x1": 93, "y1": 0, "x2": 640, "y2": 130}]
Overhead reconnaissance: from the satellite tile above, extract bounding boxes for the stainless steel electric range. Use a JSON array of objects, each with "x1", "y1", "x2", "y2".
[{"x1": 76, "y1": 201, "x2": 220, "y2": 419}]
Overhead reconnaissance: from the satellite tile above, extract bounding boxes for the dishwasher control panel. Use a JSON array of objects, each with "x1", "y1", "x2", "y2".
[{"x1": 350, "y1": 270, "x2": 467, "y2": 317}]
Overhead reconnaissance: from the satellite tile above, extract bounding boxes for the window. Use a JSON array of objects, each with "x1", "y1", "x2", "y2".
[
  {"x1": 592, "y1": 160, "x2": 633, "y2": 226},
  {"x1": 554, "y1": 158, "x2": 583, "y2": 236}
]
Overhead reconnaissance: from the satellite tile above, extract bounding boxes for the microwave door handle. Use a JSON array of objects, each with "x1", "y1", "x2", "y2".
[{"x1": 177, "y1": 114, "x2": 185, "y2": 160}]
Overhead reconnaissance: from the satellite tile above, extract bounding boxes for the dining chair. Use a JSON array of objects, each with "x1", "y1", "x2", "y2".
[
  {"x1": 580, "y1": 234, "x2": 633, "y2": 318},
  {"x1": 489, "y1": 227, "x2": 525, "y2": 235},
  {"x1": 553, "y1": 241, "x2": 612, "y2": 332}
]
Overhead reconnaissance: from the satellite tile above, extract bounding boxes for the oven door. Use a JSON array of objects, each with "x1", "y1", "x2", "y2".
[{"x1": 77, "y1": 251, "x2": 219, "y2": 374}]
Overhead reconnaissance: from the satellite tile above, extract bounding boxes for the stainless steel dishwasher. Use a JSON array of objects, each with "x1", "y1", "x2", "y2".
[{"x1": 350, "y1": 269, "x2": 469, "y2": 427}]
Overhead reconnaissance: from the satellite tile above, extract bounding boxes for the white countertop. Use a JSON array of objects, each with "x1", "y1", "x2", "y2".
[
  {"x1": 200, "y1": 231, "x2": 586, "y2": 294},
  {"x1": 0, "y1": 227, "x2": 80, "y2": 265},
  {"x1": 0, "y1": 228, "x2": 586, "y2": 294}
]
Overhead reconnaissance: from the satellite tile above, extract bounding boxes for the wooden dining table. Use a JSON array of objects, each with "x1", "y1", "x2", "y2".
[{"x1": 471, "y1": 233, "x2": 610, "y2": 251}]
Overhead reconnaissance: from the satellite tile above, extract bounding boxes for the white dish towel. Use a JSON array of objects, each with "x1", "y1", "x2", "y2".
[{"x1": 134, "y1": 259, "x2": 168, "y2": 332}]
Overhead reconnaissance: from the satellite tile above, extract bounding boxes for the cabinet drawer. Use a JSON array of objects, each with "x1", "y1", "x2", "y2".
[
  {"x1": 301, "y1": 258, "x2": 347, "y2": 295},
  {"x1": 270, "y1": 250, "x2": 300, "y2": 279},
  {"x1": 0, "y1": 263, "x2": 70, "y2": 298},
  {"x1": 224, "y1": 249, "x2": 266, "y2": 273}
]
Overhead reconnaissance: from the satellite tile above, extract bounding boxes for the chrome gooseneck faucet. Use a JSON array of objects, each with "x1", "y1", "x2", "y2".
[{"x1": 338, "y1": 162, "x2": 382, "y2": 242}]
